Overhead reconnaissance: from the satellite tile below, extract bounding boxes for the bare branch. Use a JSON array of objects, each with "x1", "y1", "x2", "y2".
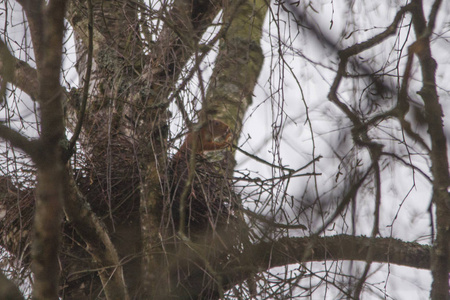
[
  {"x1": 62, "y1": 166, "x2": 129, "y2": 300},
  {"x1": 0, "y1": 38, "x2": 39, "y2": 100},
  {"x1": 410, "y1": 1, "x2": 450, "y2": 298},
  {"x1": 15, "y1": 0, "x2": 44, "y2": 66},
  {"x1": 224, "y1": 234, "x2": 433, "y2": 290},
  {"x1": 29, "y1": 1, "x2": 68, "y2": 299},
  {"x1": 338, "y1": 4, "x2": 413, "y2": 59},
  {"x1": 271, "y1": 234, "x2": 431, "y2": 269},
  {"x1": 67, "y1": 0, "x2": 93, "y2": 157},
  {"x1": 327, "y1": 3, "x2": 412, "y2": 128},
  {"x1": 426, "y1": 0, "x2": 443, "y2": 37},
  {"x1": 0, "y1": 123, "x2": 36, "y2": 158}
]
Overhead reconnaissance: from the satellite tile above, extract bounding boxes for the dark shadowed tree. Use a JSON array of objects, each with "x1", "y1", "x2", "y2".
[{"x1": 0, "y1": 0, "x2": 448, "y2": 299}]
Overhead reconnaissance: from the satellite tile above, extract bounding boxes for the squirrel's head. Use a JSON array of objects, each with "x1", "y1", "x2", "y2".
[{"x1": 208, "y1": 119, "x2": 231, "y2": 138}]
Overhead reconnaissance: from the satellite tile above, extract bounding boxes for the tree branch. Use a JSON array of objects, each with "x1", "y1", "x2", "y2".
[
  {"x1": 30, "y1": 1, "x2": 67, "y2": 299},
  {"x1": 0, "y1": 38, "x2": 39, "y2": 100},
  {"x1": 61, "y1": 166, "x2": 129, "y2": 300},
  {"x1": 409, "y1": 1, "x2": 449, "y2": 299},
  {"x1": 224, "y1": 234, "x2": 433, "y2": 290},
  {"x1": 148, "y1": 0, "x2": 223, "y2": 83},
  {"x1": 15, "y1": 0, "x2": 44, "y2": 67},
  {"x1": 0, "y1": 124, "x2": 37, "y2": 158},
  {"x1": 67, "y1": 0, "x2": 93, "y2": 157}
]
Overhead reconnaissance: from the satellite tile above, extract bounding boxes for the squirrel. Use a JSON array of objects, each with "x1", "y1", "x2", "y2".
[{"x1": 173, "y1": 119, "x2": 232, "y2": 160}]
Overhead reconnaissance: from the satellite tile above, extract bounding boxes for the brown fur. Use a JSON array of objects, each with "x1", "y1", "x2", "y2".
[{"x1": 174, "y1": 119, "x2": 232, "y2": 159}]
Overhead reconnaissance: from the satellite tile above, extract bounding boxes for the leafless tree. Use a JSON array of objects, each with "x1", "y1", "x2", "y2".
[{"x1": 0, "y1": 0, "x2": 448, "y2": 299}]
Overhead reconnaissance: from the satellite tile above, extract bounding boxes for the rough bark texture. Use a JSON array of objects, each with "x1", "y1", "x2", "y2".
[
  {"x1": 205, "y1": 0, "x2": 266, "y2": 137},
  {"x1": 409, "y1": 1, "x2": 449, "y2": 299},
  {"x1": 22, "y1": 1, "x2": 68, "y2": 299}
]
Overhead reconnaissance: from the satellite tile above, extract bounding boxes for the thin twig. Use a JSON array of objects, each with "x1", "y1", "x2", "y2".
[{"x1": 67, "y1": 0, "x2": 94, "y2": 158}]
